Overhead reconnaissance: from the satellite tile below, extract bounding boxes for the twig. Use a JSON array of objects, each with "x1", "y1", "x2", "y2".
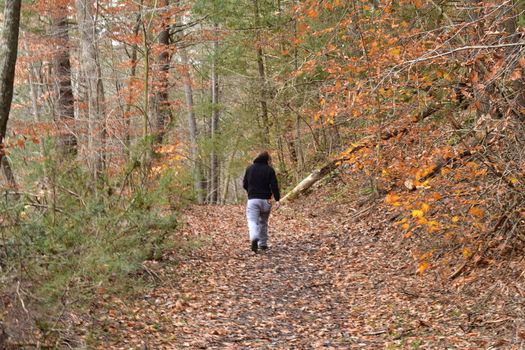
[
  {"x1": 348, "y1": 203, "x2": 377, "y2": 220},
  {"x1": 449, "y1": 259, "x2": 470, "y2": 280},
  {"x1": 400, "y1": 287, "x2": 420, "y2": 298},
  {"x1": 362, "y1": 329, "x2": 388, "y2": 336},
  {"x1": 16, "y1": 281, "x2": 29, "y2": 315},
  {"x1": 449, "y1": 202, "x2": 518, "y2": 280},
  {"x1": 142, "y1": 263, "x2": 162, "y2": 282},
  {"x1": 26, "y1": 202, "x2": 65, "y2": 214},
  {"x1": 408, "y1": 43, "x2": 525, "y2": 66},
  {"x1": 56, "y1": 184, "x2": 86, "y2": 207},
  {"x1": 481, "y1": 317, "x2": 512, "y2": 327}
]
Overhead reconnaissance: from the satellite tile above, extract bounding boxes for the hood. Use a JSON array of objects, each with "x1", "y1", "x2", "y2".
[{"x1": 253, "y1": 153, "x2": 269, "y2": 164}]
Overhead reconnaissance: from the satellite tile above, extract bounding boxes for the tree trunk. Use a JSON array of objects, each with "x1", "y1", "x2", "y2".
[
  {"x1": 0, "y1": 0, "x2": 22, "y2": 175},
  {"x1": 253, "y1": 0, "x2": 270, "y2": 146},
  {"x1": 124, "y1": 5, "x2": 142, "y2": 155},
  {"x1": 52, "y1": 15, "x2": 77, "y2": 156},
  {"x1": 76, "y1": 0, "x2": 106, "y2": 179},
  {"x1": 180, "y1": 47, "x2": 204, "y2": 203},
  {"x1": 295, "y1": 114, "x2": 305, "y2": 174},
  {"x1": 281, "y1": 159, "x2": 340, "y2": 204},
  {"x1": 1, "y1": 157, "x2": 17, "y2": 189},
  {"x1": 209, "y1": 24, "x2": 220, "y2": 204},
  {"x1": 152, "y1": 0, "x2": 172, "y2": 144}
]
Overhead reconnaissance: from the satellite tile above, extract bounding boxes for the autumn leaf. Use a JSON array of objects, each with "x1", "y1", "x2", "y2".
[
  {"x1": 414, "y1": 0, "x2": 423, "y2": 8},
  {"x1": 510, "y1": 68, "x2": 522, "y2": 81},
  {"x1": 385, "y1": 193, "x2": 400, "y2": 204},
  {"x1": 468, "y1": 206, "x2": 485, "y2": 218},
  {"x1": 519, "y1": 56, "x2": 525, "y2": 69},
  {"x1": 470, "y1": 70, "x2": 479, "y2": 83},
  {"x1": 412, "y1": 209, "x2": 424, "y2": 218},
  {"x1": 306, "y1": 7, "x2": 319, "y2": 18},
  {"x1": 389, "y1": 47, "x2": 401, "y2": 57},
  {"x1": 418, "y1": 261, "x2": 430, "y2": 274},
  {"x1": 16, "y1": 138, "x2": 25, "y2": 149},
  {"x1": 427, "y1": 221, "x2": 440, "y2": 232}
]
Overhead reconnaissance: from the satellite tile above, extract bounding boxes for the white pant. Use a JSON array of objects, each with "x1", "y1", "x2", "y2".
[{"x1": 246, "y1": 199, "x2": 272, "y2": 246}]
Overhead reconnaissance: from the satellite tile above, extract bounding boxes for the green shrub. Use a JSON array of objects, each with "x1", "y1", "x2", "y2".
[{"x1": 0, "y1": 149, "x2": 178, "y2": 342}]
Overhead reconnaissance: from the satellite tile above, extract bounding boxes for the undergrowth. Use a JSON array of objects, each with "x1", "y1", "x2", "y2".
[{"x1": 0, "y1": 143, "x2": 180, "y2": 346}]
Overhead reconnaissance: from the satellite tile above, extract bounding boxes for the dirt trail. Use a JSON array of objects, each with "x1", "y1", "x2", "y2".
[{"x1": 95, "y1": 202, "x2": 524, "y2": 349}]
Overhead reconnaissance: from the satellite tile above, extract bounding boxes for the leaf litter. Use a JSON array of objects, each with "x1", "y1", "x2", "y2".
[{"x1": 90, "y1": 190, "x2": 525, "y2": 349}]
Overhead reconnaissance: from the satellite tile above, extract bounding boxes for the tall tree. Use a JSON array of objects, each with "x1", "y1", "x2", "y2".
[
  {"x1": 0, "y1": 0, "x2": 22, "y2": 168},
  {"x1": 180, "y1": 47, "x2": 204, "y2": 203},
  {"x1": 209, "y1": 23, "x2": 220, "y2": 204},
  {"x1": 51, "y1": 7, "x2": 77, "y2": 156},
  {"x1": 176, "y1": 2, "x2": 205, "y2": 203},
  {"x1": 151, "y1": 0, "x2": 173, "y2": 144},
  {"x1": 76, "y1": 0, "x2": 106, "y2": 178},
  {"x1": 253, "y1": 0, "x2": 270, "y2": 146},
  {"x1": 123, "y1": 3, "x2": 143, "y2": 154}
]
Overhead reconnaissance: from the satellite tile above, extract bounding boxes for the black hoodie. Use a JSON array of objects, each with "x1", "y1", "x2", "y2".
[{"x1": 243, "y1": 154, "x2": 281, "y2": 201}]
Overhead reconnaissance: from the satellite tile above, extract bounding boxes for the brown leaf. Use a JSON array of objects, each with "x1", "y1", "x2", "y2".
[
  {"x1": 510, "y1": 68, "x2": 522, "y2": 81},
  {"x1": 519, "y1": 56, "x2": 525, "y2": 69}
]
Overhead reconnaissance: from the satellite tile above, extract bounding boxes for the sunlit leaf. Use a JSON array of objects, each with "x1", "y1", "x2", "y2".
[
  {"x1": 412, "y1": 209, "x2": 424, "y2": 218},
  {"x1": 418, "y1": 261, "x2": 429, "y2": 274},
  {"x1": 468, "y1": 207, "x2": 485, "y2": 218}
]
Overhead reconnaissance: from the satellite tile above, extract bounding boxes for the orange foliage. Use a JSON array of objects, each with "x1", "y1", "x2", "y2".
[{"x1": 282, "y1": 0, "x2": 525, "y2": 275}]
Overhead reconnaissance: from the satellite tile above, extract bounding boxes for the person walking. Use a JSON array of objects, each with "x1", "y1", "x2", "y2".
[{"x1": 243, "y1": 151, "x2": 281, "y2": 253}]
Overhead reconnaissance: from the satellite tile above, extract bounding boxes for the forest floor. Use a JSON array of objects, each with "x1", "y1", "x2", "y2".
[{"x1": 92, "y1": 186, "x2": 525, "y2": 349}]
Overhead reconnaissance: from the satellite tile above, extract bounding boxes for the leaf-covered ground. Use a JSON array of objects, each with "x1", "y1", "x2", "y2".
[{"x1": 92, "y1": 194, "x2": 525, "y2": 349}]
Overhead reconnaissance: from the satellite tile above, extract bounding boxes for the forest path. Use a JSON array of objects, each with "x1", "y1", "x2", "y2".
[
  {"x1": 165, "y1": 204, "x2": 358, "y2": 349},
  {"x1": 96, "y1": 202, "x2": 519, "y2": 349}
]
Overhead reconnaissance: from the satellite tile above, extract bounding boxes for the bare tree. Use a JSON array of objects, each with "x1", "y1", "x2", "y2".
[
  {"x1": 151, "y1": 0, "x2": 173, "y2": 144},
  {"x1": 180, "y1": 45, "x2": 205, "y2": 203},
  {"x1": 0, "y1": 0, "x2": 22, "y2": 188},
  {"x1": 253, "y1": 0, "x2": 270, "y2": 146},
  {"x1": 76, "y1": 0, "x2": 106, "y2": 178},
  {"x1": 52, "y1": 12, "x2": 77, "y2": 156},
  {"x1": 209, "y1": 23, "x2": 220, "y2": 204}
]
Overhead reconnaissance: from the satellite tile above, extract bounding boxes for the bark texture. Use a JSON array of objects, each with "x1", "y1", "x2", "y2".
[
  {"x1": 52, "y1": 15, "x2": 77, "y2": 156},
  {"x1": 209, "y1": 24, "x2": 220, "y2": 204},
  {"x1": 76, "y1": 0, "x2": 106, "y2": 178},
  {"x1": 152, "y1": 0, "x2": 173, "y2": 144},
  {"x1": 0, "y1": 0, "x2": 22, "y2": 183},
  {"x1": 181, "y1": 47, "x2": 204, "y2": 203},
  {"x1": 253, "y1": 0, "x2": 270, "y2": 146}
]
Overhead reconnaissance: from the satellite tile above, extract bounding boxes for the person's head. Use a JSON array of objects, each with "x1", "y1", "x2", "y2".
[{"x1": 254, "y1": 150, "x2": 271, "y2": 164}]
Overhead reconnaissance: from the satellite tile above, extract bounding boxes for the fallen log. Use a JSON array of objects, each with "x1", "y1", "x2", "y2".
[
  {"x1": 281, "y1": 104, "x2": 440, "y2": 203},
  {"x1": 280, "y1": 159, "x2": 342, "y2": 203}
]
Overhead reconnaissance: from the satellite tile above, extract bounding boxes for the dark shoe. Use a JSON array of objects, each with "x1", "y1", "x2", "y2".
[
  {"x1": 259, "y1": 245, "x2": 268, "y2": 251},
  {"x1": 251, "y1": 239, "x2": 259, "y2": 253}
]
